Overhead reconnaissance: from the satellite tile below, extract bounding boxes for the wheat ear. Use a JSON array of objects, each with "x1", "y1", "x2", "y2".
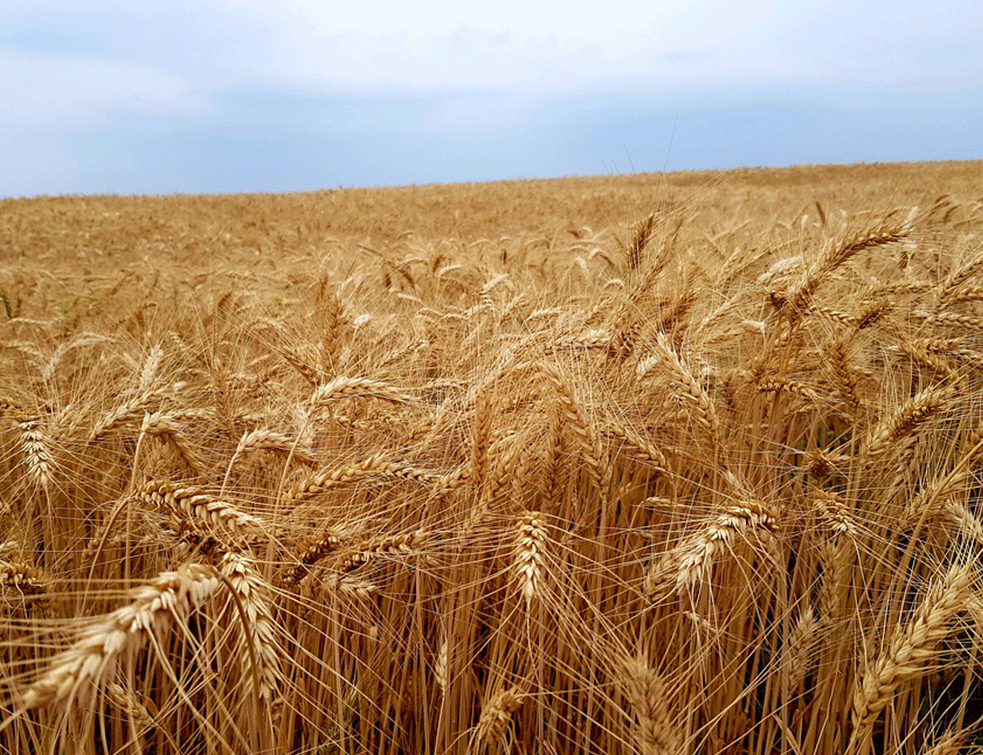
[
  {"x1": 829, "y1": 338, "x2": 862, "y2": 415},
  {"x1": 282, "y1": 529, "x2": 343, "y2": 586},
  {"x1": 813, "y1": 491, "x2": 858, "y2": 540},
  {"x1": 288, "y1": 454, "x2": 440, "y2": 502},
  {"x1": 87, "y1": 392, "x2": 161, "y2": 443},
  {"x1": 919, "y1": 728, "x2": 969, "y2": 755},
  {"x1": 339, "y1": 529, "x2": 429, "y2": 573},
  {"x1": 218, "y1": 552, "x2": 283, "y2": 704},
  {"x1": 16, "y1": 416, "x2": 53, "y2": 491},
  {"x1": 434, "y1": 635, "x2": 448, "y2": 694},
  {"x1": 136, "y1": 480, "x2": 263, "y2": 538},
  {"x1": 602, "y1": 422, "x2": 670, "y2": 476},
  {"x1": 849, "y1": 564, "x2": 973, "y2": 755},
  {"x1": 538, "y1": 362, "x2": 607, "y2": 492},
  {"x1": 230, "y1": 428, "x2": 317, "y2": 467},
  {"x1": 474, "y1": 687, "x2": 525, "y2": 753},
  {"x1": 781, "y1": 606, "x2": 821, "y2": 696},
  {"x1": 21, "y1": 563, "x2": 221, "y2": 711},
  {"x1": 140, "y1": 411, "x2": 202, "y2": 473},
  {"x1": 105, "y1": 682, "x2": 157, "y2": 739},
  {"x1": 309, "y1": 376, "x2": 414, "y2": 407},
  {"x1": 864, "y1": 387, "x2": 947, "y2": 459},
  {"x1": 514, "y1": 512, "x2": 548, "y2": 606},
  {"x1": 939, "y1": 256, "x2": 983, "y2": 303},
  {"x1": 0, "y1": 559, "x2": 49, "y2": 600},
  {"x1": 643, "y1": 333, "x2": 720, "y2": 443},
  {"x1": 626, "y1": 212, "x2": 656, "y2": 271},
  {"x1": 785, "y1": 224, "x2": 908, "y2": 317},
  {"x1": 620, "y1": 656, "x2": 681, "y2": 755},
  {"x1": 676, "y1": 500, "x2": 777, "y2": 595}
]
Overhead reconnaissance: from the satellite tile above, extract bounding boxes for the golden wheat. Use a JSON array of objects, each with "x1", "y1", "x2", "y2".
[{"x1": 2, "y1": 161, "x2": 983, "y2": 755}]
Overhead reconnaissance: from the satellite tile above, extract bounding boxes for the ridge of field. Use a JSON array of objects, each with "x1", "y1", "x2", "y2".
[{"x1": 2, "y1": 161, "x2": 980, "y2": 271}]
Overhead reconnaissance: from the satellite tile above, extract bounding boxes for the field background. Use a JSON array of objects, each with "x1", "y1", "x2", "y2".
[
  {"x1": 2, "y1": 160, "x2": 983, "y2": 755},
  {"x1": 4, "y1": 161, "x2": 981, "y2": 267}
]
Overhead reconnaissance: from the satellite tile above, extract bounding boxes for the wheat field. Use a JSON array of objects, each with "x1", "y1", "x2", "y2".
[{"x1": 2, "y1": 160, "x2": 983, "y2": 755}]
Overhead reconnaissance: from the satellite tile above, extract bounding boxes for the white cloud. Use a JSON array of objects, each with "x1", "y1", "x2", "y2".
[
  {"x1": 2, "y1": 1, "x2": 979, "y2": 106},
  {"x1": 0, "y1": 49, "x2": 203, "y2": 129},
  {"x1": 413, "y1": 92, "x2": 542, "y2": 132},
  {"x1": 200, "y1": 0, "x2": 981, "y2": 95}
]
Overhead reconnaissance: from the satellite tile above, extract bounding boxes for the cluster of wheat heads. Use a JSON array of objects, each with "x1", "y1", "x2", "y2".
[{"x1": 2, "y1": 197, "x2": 983, "y2": 755}]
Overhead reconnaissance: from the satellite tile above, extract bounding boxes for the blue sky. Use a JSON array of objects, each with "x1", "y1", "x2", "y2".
[{"x1": 1, "y1": 1, "x2": 980, "y2": 198}]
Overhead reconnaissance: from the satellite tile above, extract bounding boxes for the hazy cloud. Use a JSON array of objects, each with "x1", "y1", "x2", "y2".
[{"x1": 0, "y1": 49, "x2": 202, "y2": 128}]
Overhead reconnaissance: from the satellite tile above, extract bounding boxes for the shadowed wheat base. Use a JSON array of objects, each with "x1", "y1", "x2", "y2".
[{"x1": 2, "y1": 162, "x2": 983, "y2": 754}]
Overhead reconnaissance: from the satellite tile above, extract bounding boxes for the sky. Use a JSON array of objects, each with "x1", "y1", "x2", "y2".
[{"x1": 1, "y1": 1, "x2": 980, "y2": 198}]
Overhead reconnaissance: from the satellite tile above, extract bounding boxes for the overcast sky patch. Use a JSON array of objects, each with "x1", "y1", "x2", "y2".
[{"x1": 1, "y1": 1, "x2": 979, "y2": 197}]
